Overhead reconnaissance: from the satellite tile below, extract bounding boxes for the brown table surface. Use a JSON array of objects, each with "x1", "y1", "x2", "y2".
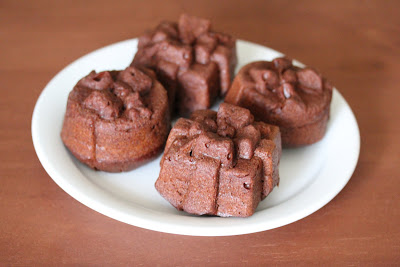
[{"x1": 1, "y1": 0, "x2": 399, "y2": 265}]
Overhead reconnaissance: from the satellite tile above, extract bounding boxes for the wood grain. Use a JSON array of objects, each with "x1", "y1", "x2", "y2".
[{"x1": 1, "y1": 0, "x2": 399, "y2": 265}]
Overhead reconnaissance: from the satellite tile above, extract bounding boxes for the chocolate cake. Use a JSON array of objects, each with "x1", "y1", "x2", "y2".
[
  {"x1": 225, "y1": 58, "x2": 333, "y2": 147},
  {"x1": 155, "y1": 103, "x2": 281, "y2": 217},
  {"x1": 61, "y1": 66, "x2": 170, "y2": 172},
  {"x1": 131, "y1": 14, "x2": 237, "y2": 116}
]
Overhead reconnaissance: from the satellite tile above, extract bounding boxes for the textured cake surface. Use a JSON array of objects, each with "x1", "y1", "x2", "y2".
[
  {"x1": 61, "y1": 66, "x2": 170, "y2": 172},
  {"x1": 225, "y1": 58, "x2": 333, "y2": 146},
  {"x1": 155, "y1": 103, "x2": 281, "y2": 217},
  {"x1": 132, "y1": 14, "x2": 237, "y2": 115}
]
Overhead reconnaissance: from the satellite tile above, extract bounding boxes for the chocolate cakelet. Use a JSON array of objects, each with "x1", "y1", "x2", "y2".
[
  {"x1": 61, "y1": 66, "x2": 170, "y2": 172},
  {"x1": 155, "y1": 103, "x2": 281, "y2": 217},
  {"x1": 225, "y1": 58, "x2": 333, "y2": 147},
  {"x1": 132, "y1": 14, "x2": 237, "y2": 116}
]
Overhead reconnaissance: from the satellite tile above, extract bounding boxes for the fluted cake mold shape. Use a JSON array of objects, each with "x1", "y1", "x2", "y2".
[
  {"x1": 155, "y1": 103, "x2": 281, "y2": 217},
  {"x1": 132, "y1": 14, "x2": 237, "y2": 116},
  {"x1": 61, "y1": 66, "x2": 170, "y2": 172},
  {"x1": 225, "y1": 58, "x2": 333, "y2": 147}
]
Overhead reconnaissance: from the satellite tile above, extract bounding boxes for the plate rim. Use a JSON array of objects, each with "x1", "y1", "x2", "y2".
[{"x1": 31, "y1": 39, "x2": 361, "y2": 236}]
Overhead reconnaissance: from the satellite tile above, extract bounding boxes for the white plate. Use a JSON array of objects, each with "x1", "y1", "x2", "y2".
[{"x1": 32, "y1": 39, "x2": 360, "y2": 236}]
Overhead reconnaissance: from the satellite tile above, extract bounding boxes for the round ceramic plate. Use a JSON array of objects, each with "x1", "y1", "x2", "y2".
[{"x1": 32, "y1": 39, "x2": 360, "y2": 236}]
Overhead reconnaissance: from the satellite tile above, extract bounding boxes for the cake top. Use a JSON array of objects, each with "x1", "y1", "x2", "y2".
[
  {"x1": 164, "y1": 103, "x2": 280, "y2": 169},
  {"x1": 68, "y1": 66, "x2": 166, "y2": 126},
  {"x1": 233, "y1": 58, "x2": 333, "y2": 126}
]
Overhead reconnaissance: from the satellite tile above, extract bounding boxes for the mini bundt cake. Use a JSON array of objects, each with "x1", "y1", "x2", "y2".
[
  {"x1": 61, "y1": 66, "x2": 170, "y2": 172},
  {"x1": 155, "y1": 103, "x2": 281, "y2": 217},
  {"x1": 225, "y1": 58, "x2": 333, "y2": 147},
  {"x1": 131, "y1": 14, "x2": 237, "y2": 116}
]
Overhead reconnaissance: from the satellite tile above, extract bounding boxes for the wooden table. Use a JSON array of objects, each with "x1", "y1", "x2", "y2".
[{"x1": 1, "y1": 1, "x2": 399, "y2": 265}]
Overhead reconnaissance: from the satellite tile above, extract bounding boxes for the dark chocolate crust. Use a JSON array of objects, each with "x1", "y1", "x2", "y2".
[
  {"x1": 61, "y1": 66, "x2": 170, "y2": 172},
  {"x1": 131, "y1": 14, "x2": 237, "y2": 116},
  {"x1": 225, "y1": 58, "x2": 333, "y2": 147},
  {"x1": 155, "y1": 103, "x2": 281, "y2": 217}
]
